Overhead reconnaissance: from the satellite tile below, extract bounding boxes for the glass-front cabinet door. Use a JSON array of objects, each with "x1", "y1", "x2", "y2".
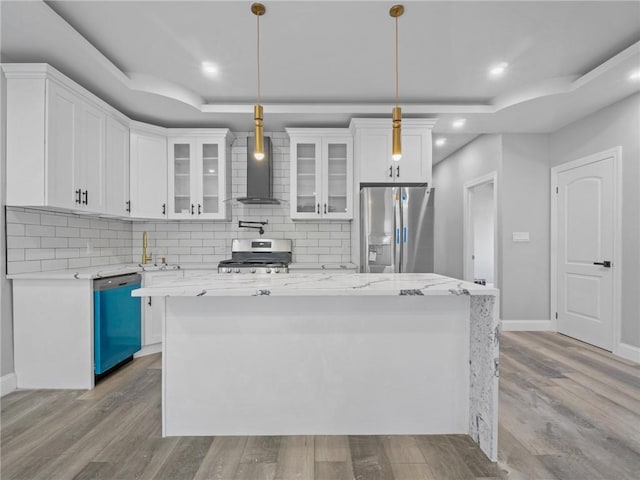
[
  {"x1": 322, "y1": 138, "x2": 352, "y2": 219},
  {"x1": 291, "y1": 138, "x2": 322, "y2": 219},
  {"x1": 169, "y1": 140, "x2": 194, "y2": 219},
  {"x1": 198, "y1": 142, "x2": 221, "y2": 217}
]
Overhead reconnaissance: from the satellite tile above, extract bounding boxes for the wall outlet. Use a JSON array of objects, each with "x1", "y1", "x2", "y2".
[{"x1": 512, "y1": 232, "x2": 530, "y2": 242}]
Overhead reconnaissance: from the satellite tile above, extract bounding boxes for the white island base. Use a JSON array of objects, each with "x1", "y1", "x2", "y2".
[{"x1": 137, "y1": 273, "x2": 499, "y2": 461}]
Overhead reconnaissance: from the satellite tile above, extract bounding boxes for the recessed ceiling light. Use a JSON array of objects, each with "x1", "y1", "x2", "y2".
[
  {"x1": 452, "y1": 119, "x2": 466, "y2": 129},
  {"x1": 201, "y1": 62, "x2": 219, "y2": 76},
  {"x1": 489, "y1": 62, "x2": 509, "y2": 78},
  {"x1": 629, "y1": 69, "x2": 640, "y2": 82},
  {"x1": 435, "y1": 137, "x2": 447, "y2": 147}
]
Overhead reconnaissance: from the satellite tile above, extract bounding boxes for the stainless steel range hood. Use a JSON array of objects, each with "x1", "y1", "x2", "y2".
[{"x1": 237, "y1": 136, "x2": 280, "y2": 205}]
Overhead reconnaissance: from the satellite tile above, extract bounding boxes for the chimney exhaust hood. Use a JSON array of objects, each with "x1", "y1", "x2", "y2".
[{"x1": 237, "y1": 136, "x2": 281, "y2": 205}]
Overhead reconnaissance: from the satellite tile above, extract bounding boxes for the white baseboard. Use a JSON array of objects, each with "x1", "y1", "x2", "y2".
[
  {"x1": 614, "y1": 342, "x2": 640, "y2": 364},
  {"x1": 501, "y1": 319, "x2": 553, "y2": 332},
  {"x1": 1, "y1": 373, "x2": 17, "y2": 397},
  {"x1": 134, "y1": 343, "x2": 162, "y2": 358}
]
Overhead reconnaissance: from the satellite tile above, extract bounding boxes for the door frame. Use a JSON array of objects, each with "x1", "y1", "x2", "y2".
[
  {"x1": 550, "y1": 147, "x2": 622, "y2": 352},
  {"x1": 463, "y1": 172, "x2": 498, "y2": 287}
]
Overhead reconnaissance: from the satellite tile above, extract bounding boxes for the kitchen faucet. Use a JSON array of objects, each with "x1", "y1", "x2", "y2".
[{"x1": 142, "y1": 231, "x2": 153, "y2": 264}]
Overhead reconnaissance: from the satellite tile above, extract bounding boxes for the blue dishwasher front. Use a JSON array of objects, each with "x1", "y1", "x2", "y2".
[{"x1": 93, "y1": 273, "x2": 142, "y2": 375}]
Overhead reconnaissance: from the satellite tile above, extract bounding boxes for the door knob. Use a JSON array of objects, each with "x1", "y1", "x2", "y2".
[{"x1": 593, "y1": 261, "x2": 612, "y2": 268}]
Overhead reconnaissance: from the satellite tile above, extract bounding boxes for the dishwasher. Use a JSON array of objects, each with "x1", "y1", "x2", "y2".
[{"x1": 93, "y1": 273, "x2": 142, "y2": 378}]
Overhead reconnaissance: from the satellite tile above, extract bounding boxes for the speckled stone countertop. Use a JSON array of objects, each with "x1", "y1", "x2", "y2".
[
  {"x1": 6, "y1": 263, "x2": 187, "y2": 280},
  {"x1": 132, "y1": 272, "x2": 498, "y2": 297}
]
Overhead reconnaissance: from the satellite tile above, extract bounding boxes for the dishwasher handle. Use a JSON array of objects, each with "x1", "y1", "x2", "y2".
[{"x1": 94, "y1": 273, "x2": 142, "y2": 291}]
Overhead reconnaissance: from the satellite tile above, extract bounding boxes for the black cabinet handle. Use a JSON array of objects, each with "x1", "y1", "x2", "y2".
[
  {"x1": 593, "y1": 261, "x2": 612, "y2": 268},
  {"x1": 389, "y1": 166, "x2": 393, "y2": 178},
  {"x1": 396, "y1": 166, "x2": 400, "y2": 178},
  {"x1": 75, "y1": 189, "x2": 82, "y2": 204},
  {"x1": 162, "y1": 203, "x2": 166, "y2": 215},
  {"x1": 82, "y1": 190, "x2": 88, "y2": 205},
  {"x1": 324, "y1": 203, "x2": 327, "y2": 214},
  {"x1": 148, "y1": 297, "x2": 152, "y2": 307},
  {"x1": 126, "y1": 200, "x2": 131, "y2": 212},
  {"x1": 191, "y1": 204, "x2": 195, "y2": 215},
  {"x1": 198, "y1": 204, "x2": 202, "y2": 215},
  {"x1": 317, "y1": 203, "x2": 320, "y2": 214}
]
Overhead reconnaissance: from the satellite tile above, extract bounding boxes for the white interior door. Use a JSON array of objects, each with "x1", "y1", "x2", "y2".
[{"x1": 557, "y1": 156, "x2": 614, "y2": 350}]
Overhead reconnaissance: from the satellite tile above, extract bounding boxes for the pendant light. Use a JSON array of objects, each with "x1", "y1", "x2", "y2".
[
  {"x1": 251, "y1": 2, "x2": 266, "y2": 160},
  {"x1": 390, "y1": 4, "x2": 404, "y2": 161}
]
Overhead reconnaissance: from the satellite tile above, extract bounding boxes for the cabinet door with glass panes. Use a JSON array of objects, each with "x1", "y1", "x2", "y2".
[
  {"x1": 168, "y1": 137, "x2": 228, "y2": 220},
  {"x1": 168, "y1": 138, "x2": 196, "y2": 219},
  {"x1": 290, "y1": 137, "x2": 323, "y2": 219},
  {"x1": 321, "y1": 137, "x2": 352, "y2": 219}
]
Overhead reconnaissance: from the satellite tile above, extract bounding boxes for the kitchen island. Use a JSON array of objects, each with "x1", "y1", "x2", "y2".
[{"x1": 133, "y1": 273, "x2": 500, "y2": 461}]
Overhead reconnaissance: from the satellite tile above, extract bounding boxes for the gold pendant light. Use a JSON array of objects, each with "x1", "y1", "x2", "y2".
[
  {"x1": 252, "y1": 3, "x2": 266, "y2": 160},
  {"x1": 390, "y1": 4, "x2": 404, "y2": 161}
]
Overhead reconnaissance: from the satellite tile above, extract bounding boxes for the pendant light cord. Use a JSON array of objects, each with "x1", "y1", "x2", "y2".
[
  {"x1": 395, "y1": 15, "x2": 399, "y2": 108},
  {"x1": 257, "y1": 13, "x2": 261, "y2": 105}
]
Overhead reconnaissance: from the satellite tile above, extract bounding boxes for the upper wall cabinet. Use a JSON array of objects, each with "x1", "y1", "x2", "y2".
[
  {"x1": 350, "y1": 118, "x2": 436, "y2": 185},
  {"x1": 4, "y1": 64, "x2": 129, "y2": 215},
  {"x1": 130, "y1": 127, "x2": 168, "y2": 220},
  {"x1": 105, "y1": 117, "x2": 131, "y2": 216},
  {"x1": 167, "y1": 130, "x2": 234, "y2": 220},
  {"x1": 287, "y1": 129, "x2": 353, "y2": 220}
]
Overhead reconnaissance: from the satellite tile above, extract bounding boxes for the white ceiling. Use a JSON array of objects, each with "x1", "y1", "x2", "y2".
[{"x1": 2, "y1": 1, "x2": 639, "y2": 163}]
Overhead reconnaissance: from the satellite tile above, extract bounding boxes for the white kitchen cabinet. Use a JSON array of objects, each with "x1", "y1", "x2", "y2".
[
  {"x1": 287, "y1": 129, "x2": 353, "y2": 220},
  {"x1": 142, "y1": 270, "x2": 184, "y2": 346},
  {"x1": 350, "y1": 118, "x2": 436, "y2": 185},
  {"x1": 167, "y1": 130, "x2": 233, "y2": 220},
  {"x1": 105, "y1": 117, "x2": 130, "y2": 216},
  {"x1": 4, "y1": 64, "x2": 127, "y2": 214},
  {"x1": 130, "y1": 128, "x2": 168, "y2": 219}
]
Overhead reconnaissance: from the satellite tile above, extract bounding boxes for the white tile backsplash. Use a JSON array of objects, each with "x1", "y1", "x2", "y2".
[
  {"x1": 6, "y1": 208, "x2": 134, "y2": 274},
  {"x1": 6, "y1": 132, "x2": 352, "y2": 273}
]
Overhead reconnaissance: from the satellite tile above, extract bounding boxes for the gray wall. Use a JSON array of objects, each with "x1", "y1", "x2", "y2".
[
  {"x1": 433, "y1": 134, "x2": 502, "y2": 283},
  {"x1": 1, "y1": 70, "x2": 15, "y2": 376},
  {"x1": 501, "y1": 134, "x2": 550, "y2": 321},
  {"x1": 550, "y1": 93, "x2": 640, "y2": 347},
  {"x1": 433, "y1": 133, "x2": 551, "y2": 322}
]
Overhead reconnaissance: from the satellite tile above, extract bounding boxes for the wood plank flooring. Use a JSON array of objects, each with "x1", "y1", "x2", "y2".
[{"x1": 1, "y1": 332, "x2": 639, "y2": 479}]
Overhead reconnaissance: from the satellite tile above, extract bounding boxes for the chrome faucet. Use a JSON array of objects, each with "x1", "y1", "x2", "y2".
[{"x1": 142, "y1": 231, "x2": 153, "y2": 265}]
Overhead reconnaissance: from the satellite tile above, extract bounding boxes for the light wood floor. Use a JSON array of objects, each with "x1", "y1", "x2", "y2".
[{"x1": 1, "y1": 332, "x2": 639, "y2": 479}]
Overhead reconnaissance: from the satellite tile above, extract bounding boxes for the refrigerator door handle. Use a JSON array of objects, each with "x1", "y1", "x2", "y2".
[
  {"x1": 403, "y1": 226, "x2": 407, "y2": 243},
  {"x1": 396, "y1": 228, "x2": 400, "y2": 244}
]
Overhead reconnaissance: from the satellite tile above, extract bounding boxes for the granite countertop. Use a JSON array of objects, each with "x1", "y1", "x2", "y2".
[
  {"x1": 132, "y1": 272, "x2": 498, "y2": 297},
  {"x1": 288, "y1": 262, "x2": 358, "y2": 271},
  {"x1": 6, "y1": 263, "x2": 184, "y2": 280}
]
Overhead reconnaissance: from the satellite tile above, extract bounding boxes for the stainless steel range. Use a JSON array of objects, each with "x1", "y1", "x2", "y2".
[{"x1": 218, "y1": 239, "x2": 292, "y2": 274}]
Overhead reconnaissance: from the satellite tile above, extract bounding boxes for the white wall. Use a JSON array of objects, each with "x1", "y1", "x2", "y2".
[
  {"x1": 550, "y1": 93, "x2": 640, "y2": 348},
  {"x1": 471, "y1": 183, "x2": 495, "y2": 285},
  {"x1": 433, "y1": 134, "x2": 502, "y2": 281},
  {"x1": 501, "y1": 134, "x2": 550, "y2": 321},
  {"x1": 1, "y1": 70, "x2": 15, "y2": 377}
]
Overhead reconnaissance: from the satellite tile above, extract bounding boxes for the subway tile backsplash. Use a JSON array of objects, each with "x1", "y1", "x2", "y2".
[
  {"x1": 6, "y1": 133, "x2": 351, "y2": 274},
  {"x1": 6, "y1": 207, "x2": 134, "y2": 274}
]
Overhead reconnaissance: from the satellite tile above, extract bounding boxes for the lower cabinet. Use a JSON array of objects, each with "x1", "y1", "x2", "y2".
[{"x1": 142, "y1": 270, "x2": 184, "y2": 346}]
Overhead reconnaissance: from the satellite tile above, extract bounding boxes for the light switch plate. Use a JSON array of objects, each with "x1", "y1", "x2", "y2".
[{"x1": 512, "y1": 232, "x2": 530, "y2": 242}]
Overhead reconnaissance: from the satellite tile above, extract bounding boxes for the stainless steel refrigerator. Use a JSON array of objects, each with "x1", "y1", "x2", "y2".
[{"x1": 360, "y1": 186, "x2": 434, "y2": 273}]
